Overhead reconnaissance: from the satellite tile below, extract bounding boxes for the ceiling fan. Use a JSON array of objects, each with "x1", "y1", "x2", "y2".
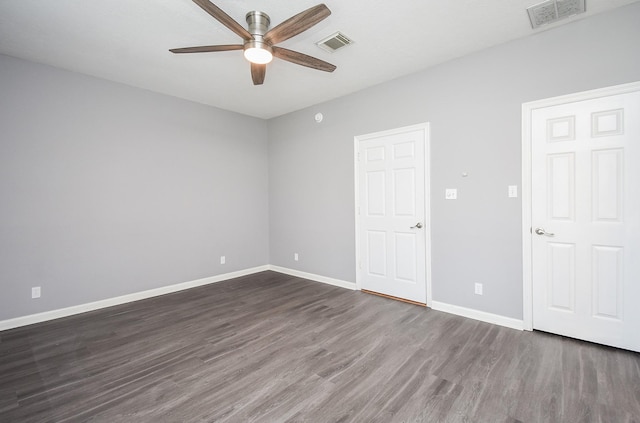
[{"x1": 170, "y1": 0, "x2": 337, "y2": 85}]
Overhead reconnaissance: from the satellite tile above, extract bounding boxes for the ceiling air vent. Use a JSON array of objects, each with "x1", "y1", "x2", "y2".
[
  {"x1": 316, "y1": 32, "x2": 354, "y2": 53},
  {"x1": 527, "y1": 0, "x2": 586, "y2": 29}
]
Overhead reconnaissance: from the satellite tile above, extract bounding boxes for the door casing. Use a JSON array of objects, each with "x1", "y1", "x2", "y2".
[{"x1": 521, "y1": 81, "x2": 640, "y2": 331}]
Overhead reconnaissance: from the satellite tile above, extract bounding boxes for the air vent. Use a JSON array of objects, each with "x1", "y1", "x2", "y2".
[
  {"x1": 316, "y1": 32, "x2": 354, "y2": 53},
  {"x1": 527, "y1": 0, "x2": 586, "y2": 29}
]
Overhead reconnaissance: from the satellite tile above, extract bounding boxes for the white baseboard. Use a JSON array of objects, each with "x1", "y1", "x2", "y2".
[
  {"x1": 0, "y1": 265, "x2": 269, "y2": 331},
  {"x1": 431, "y1": 301, "x2": 524, "y2": 331},
  {"x1": 1, "y1": 266, "x2": 522, "y2": 333},
  {"x1": 268, "y1": 265, "x2": 357, "y2": 291}
]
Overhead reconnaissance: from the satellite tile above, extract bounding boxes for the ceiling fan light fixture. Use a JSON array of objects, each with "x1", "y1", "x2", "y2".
[{"x1": 243, "y1": 40, "x2": 273, "y2": 64}]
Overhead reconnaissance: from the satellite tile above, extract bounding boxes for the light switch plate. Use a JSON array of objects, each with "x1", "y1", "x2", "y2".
[
  {"x1": 445, "y1": 189, "x2": 457, "y2": 200},
  {"x1": 508, "y1": 185, "x2": 518, "y2": 198}
]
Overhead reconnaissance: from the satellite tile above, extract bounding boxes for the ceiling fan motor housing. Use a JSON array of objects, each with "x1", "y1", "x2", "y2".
[{"x1": 244, "y1": 11, "x2": 272, "y2": 57}]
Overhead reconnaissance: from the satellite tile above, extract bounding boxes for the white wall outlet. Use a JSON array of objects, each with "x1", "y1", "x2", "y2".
[
  {"x1": 445, "y1": 189, "x2": 458, "y2": 200},
  {"x1": 474, "y1": 283, "x2": 483, "y2": 295},
  {"x1": 508, "y1": 185, "x2": 518, "y2": 198},
  {"x1": 32, "y1": 286, "x2": 41, "y2": 299},
  {"x1": 294, "y1": 253, "x2": 299, "y2": 261},
  {"x1": 220, "y1": 256, "x2": 226, "y2": 265}
]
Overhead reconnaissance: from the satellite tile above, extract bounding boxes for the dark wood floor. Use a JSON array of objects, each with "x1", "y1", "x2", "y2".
[{"x1": 1, "y1": 271, "x2": 639, "y2": 422}]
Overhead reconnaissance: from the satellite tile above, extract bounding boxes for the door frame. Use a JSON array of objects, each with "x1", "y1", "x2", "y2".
[
  {"x1": 354, "y1": 122, "x2": 432, "y2": 306},
  {"x1": 521, "y1": 81, "x2": 640, "y2": 331}
]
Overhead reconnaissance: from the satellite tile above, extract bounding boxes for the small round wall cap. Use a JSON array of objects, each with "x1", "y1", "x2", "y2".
[{"x1": 314, "y1": 113, "x2": 323, "y2": 123}]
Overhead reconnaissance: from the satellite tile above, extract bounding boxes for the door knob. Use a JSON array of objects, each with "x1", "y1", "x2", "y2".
[
  {"x1": 410, "y1": 222, "x2": 423, "y2": 229},
  {"x1": 535, "y1": 227, "x2": 555, "y2": 237}
]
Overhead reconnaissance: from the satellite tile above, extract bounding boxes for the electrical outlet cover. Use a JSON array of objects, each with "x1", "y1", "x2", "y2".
[{"x1": 31, "y1": 287, "x2": 41, "y2": 298}]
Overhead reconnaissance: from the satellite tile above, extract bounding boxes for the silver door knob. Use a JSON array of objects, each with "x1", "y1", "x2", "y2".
[
  {"x1": 410, "y1": 222, "x2": 423, "y2": 229},
  {"x1": 535, "y1": 227, "x2": 555, "y2": 237}
]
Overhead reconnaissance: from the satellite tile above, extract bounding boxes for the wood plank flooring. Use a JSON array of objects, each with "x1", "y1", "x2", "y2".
[{"x1": 1, "y1": 271, "x2": 639, "y2": 422}]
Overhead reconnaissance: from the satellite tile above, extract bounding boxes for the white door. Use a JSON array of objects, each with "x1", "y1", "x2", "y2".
[
  {"x1": 531, "y1": 88, "x2": 640, "y2": 351},
  {"x1": 355, "y1": 123, "x2": 430, "y2": 304}
]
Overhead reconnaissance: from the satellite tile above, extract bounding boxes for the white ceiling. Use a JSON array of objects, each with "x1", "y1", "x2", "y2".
[{"x1": 1, "y1": 0, "x2": 638, "y2": 119}]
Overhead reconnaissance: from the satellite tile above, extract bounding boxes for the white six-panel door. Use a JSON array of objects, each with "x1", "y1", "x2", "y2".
[
  {"x1": 530, "y1": 87, "x2": 640, "y2": 351},
  {"x1": 355, "y1": 124, "x2": 430, "y2": 304}
]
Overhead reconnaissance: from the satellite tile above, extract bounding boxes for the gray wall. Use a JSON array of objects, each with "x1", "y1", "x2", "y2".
[
  {"x1": 268, "y1": 3, "x2": 640, "y2": 319},
  {"x1": 0, "y1": 54, "x2": 269, "y2": 321}
]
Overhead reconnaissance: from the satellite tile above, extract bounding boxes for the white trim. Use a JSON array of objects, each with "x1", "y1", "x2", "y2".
[
  {"x1": 354, "y1": 137, "x2": 362, "y2": 292},
  {"x1": 353, "y1": 122, "x2": 432, "y2": 306},
  {"x1": 431, "y1": 301, "x2": 524, "y2": 331},
  {"x1": 424, "y1": 128, "x2": 433, "y2": 307},
  {"x1": 1, "y1": 261, "x2": 529, "y2": 335},
  {"x1": 268, "y1": 265, "x2": 357, "y2": 290},
  {"x1": 521, "y1": 80, "x2": 640, "y2": 332},
  {"x1": 522, "y1": 100, "x2": 534, "y2": 331},
  {"x1": 3, "y1": 262, "x2": 529, "y2": 334},
  {"x1": 0, "y1": 265, "x2": 269, "y2": 331}
]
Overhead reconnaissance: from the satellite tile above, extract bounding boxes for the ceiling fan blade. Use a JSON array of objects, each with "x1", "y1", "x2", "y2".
[
  {"x1": 251, "y1": 63, "x2": 266, "y2": 85},
  {"x1": 272, "y1": 47, "x2": 336, "y2": 72},
  {"x1": 169, "y1": 44, "x2": 243, "y2": 54},
  {"x1": 264, "y1": 4, "x2": 331, "y2": 45},
  {"x1": 192, "y1": 0, "x2": 252, "y2": 41}
]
